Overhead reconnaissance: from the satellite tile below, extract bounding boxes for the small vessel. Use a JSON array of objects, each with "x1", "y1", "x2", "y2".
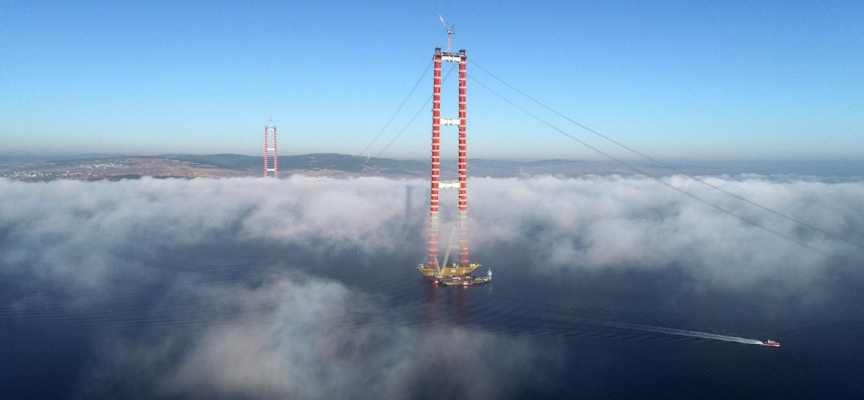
[
  {"x1": 431, "y1": 268, "x2": 492, "y2": 287},
  {"x1": 763, "y1": 339, "x2": 780, "y2": 347}
]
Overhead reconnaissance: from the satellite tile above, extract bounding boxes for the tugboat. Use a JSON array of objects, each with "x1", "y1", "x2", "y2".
[
  {"x1": 425, "y1": 266, "x2": 492, "y2": 287},
  {"x1": 472, "y1": 268, "x2": 492, "y2": 284}
]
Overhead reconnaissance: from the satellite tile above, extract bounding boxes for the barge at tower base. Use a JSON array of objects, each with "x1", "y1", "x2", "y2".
[{"x1": 417, "y1": 263, "x2": 492, "y2": 286}]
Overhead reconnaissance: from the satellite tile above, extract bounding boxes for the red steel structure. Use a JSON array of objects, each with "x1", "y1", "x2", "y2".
[
  {"x1": 428, "y1": 49, "x2": 442, "y2": 268},
  {"x1": 418, "y1": 47, "x2": 478, "y2": 279},
  {"x1": 457, "y1": 51, "x2": 468, "y2": 267},
  {"x1": 263, "y1": 122, "x2": 278, "y2": 178}
]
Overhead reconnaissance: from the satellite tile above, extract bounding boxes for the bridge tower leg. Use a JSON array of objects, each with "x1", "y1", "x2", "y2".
[
  {"x1": 457, "y1": 50, "x2": 469, "y2": 267},
  {"x1": 264, "y1": 122, "x2": 278, "y2": 178},
  {"x1": 428, "y1": 49, "x2": 443, "y2": 269}
]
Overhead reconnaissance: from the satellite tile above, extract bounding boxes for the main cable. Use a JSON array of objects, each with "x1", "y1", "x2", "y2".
[
  {"x1": 359, "y1": 60, "x2": 433, "y2": 157},
  {"x1": 469, "y1": 58, "x2": 864, "y2": 253},
  {"x1": 293, "y1": 61, "x2": 435, "y2": 183},
  {"x1": 375, "y1": 64, "x2": 458, "y2": 158},
  {"x1": 470, "y1": 75, "x2": 833, "y2": 259}
]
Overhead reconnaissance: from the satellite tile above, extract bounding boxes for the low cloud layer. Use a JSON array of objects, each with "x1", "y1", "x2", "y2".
[
  {"x1": 0, "y1": 177, "x2": 418, "y2": 296},
  {"x1": 1, "y1": 175, "x2": 862, "y2": 398},
  {"x1": 469, "y1": 175, "x2": 863, "y2": 291},
  {"x1": 3, "y1": 175, "x2": 860, "y2": 292}
]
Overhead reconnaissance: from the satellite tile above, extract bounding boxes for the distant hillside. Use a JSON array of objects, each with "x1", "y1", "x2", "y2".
[
  {"x1": 4, "y1": 153, "x2": 858, "y2": 182},
  {"x1": 160, "y1": 153, "x2": 429, "y2": 178},
  {"x1": 158, "y1": 154, "x2": 687, "y2": 179},
  {"x1": 0, "y1": 152, "x2": 731, "y2": 182},
  {"x1": 157, "y1": 154, "x2": 261, "y2": 171},
  {"x1": 0, "y1": 154, "x2": 130, "y2": 163}
]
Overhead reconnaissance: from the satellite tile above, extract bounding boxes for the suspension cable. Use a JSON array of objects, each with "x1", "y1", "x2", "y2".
[
  {"x1": 375, "y1": 64, "x2": 458, "y2": 158},
  {"x1": 359, "y1": 60, "x2": 433, "y2": 157},
  {"x1": 471, "y1": 75, "x2": 840, "y2": 259},
  {"x1": 469, "y1": 58, "x2": 864, "y2": 253}
]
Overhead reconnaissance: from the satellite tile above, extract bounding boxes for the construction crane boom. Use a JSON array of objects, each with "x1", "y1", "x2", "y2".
[{"x1": 438, "y1": 14, "x2": 455, "y2": 53}]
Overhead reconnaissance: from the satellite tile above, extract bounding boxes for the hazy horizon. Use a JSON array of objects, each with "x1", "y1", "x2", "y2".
[{"x1": 3, "y1": 152, "x2": 863, "y2": 180}]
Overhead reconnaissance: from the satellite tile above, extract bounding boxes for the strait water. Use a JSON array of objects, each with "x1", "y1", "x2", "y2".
[{"x1": 1, "y1": 241, "x2": 862, "y2": 399}]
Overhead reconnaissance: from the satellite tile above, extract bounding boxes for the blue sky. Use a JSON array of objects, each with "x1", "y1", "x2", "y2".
[{"x1": 1, "y1": 0, "x2": 861, "y2": 160}]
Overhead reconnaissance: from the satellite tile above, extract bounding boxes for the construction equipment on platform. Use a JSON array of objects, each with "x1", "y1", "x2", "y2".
[{"x1": 438, "y1": 14, "x2": 455, "y2": 53}]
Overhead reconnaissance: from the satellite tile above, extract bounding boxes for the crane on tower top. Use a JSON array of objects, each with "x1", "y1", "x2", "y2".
[{"x1": 438, "y1": 14, "x2": 455, "y2": 53}]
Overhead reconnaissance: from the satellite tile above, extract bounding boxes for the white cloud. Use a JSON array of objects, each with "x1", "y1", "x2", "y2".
[
  {"x1": 2, "y1": 174, "x2": 861, "y2": 295},
  {"x1": 469, "y1": 175, "x2": 862, "y2": 291}
]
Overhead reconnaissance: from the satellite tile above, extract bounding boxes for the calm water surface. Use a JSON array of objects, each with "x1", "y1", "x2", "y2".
[{"x1": 1, "y1": 242, "x2": 861, "y2": 399}]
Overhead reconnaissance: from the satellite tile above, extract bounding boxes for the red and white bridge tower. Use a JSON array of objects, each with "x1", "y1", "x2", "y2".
[
  {"x1": 417, "y1": 46, "x2": 481, "y2": 279},
  {"x1": 263, "y1": 121, "x2": 278, "y2": 178}
]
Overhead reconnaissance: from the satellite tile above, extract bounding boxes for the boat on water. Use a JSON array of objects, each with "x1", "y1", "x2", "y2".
[
  {"x1": 430, "y1": 268, "x2": 492, "y2": 287},
  {"x1": 763, "y1": 339, "x2": 780, "y2": 347}
]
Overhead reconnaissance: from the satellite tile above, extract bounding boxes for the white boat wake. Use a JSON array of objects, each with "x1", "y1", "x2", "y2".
[{"x1": 598, "y1": 319, "x2": 765, "y2": 345}]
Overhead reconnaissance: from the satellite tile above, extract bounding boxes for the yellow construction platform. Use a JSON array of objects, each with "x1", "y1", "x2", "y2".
[{"x1": 417, "y1": 263, "x2": 481, "y2": 278}]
